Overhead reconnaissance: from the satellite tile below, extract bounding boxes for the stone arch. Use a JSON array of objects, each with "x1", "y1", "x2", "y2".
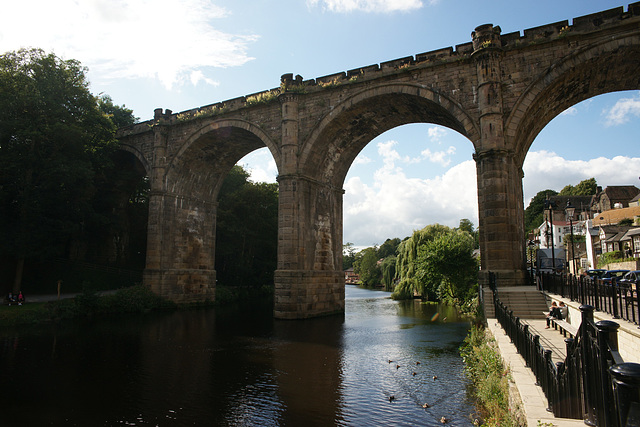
[
  {"x1": 298, "y1": 83, "x2": 479, "y2": 188},
  {"x1": 166, "y1": 119, "x2": 280, "y2": 200},
  {"x1": 117, "y1": 143, "x2": 151, "y2": 176},
  {"x1": 506, "y1": 35, "x2": 640, "y2": 166}
]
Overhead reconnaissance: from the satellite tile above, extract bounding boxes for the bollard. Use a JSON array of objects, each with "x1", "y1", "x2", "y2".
[{"x1": 610, "y1": 363, "x2": 640, "y2": 427}]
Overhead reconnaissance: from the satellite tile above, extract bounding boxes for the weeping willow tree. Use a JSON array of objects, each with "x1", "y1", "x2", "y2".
[
  {"x1": 394, "y1": 224, "x2": 478, "y2": 305},
  {"x1": 394, "y1": 224, "x2": 451, "y2": 299},
  {"x1": 380, "y1": 255, "x2": 396, "y2": 291}
]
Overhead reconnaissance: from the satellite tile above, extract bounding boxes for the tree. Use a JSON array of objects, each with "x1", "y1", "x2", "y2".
[
  {"x1": 215, "y1": 165, "x2": 278, "y2": 288},
  {"x1": 524, "y1": 189, "x2": 558, "y2": 235},
  {"x1": 380, "y1": 256, "x2": 397, "y2": 292},
  {"x1": 353, "y1": 246, "x2": 381, "y2": 286},
  {"x1": 0, "y1": 49, "x2": 122, "y2": 292},
  {"x1": 457, "y1": 218, "x2": 479, "y2": 249},
  {"x1": 394, "y1": 224, "x2": 451, "y2": 299},
  {"x1": 343, "y1": 242, "x2": 356, "y2": 270},
  {"x1": 378, "y1": 238, "x2": 401, "y2": 258},
  {"x1": 415, "y1": 230, "x2": 478, "y2": 304},
  {"x1": 559, "y1": 178, "x2": 597, "y2": 196}
]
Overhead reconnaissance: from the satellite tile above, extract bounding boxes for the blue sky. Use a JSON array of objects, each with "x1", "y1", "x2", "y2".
[{"x1": 2, "y1": 0, "x2": 639, "y2": 248}]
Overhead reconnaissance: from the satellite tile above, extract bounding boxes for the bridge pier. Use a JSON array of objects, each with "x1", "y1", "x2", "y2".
[
  {"x1": 144, "y1": 191, "x2": 217, "y2": 303},
  {"x1": 473, "y1": 24, "x2": 527, "y2": 287},
  {"x1": 274, "y1": 174, "x2": 345, "y2": 319}
]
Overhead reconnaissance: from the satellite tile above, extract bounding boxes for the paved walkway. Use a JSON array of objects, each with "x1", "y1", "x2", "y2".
[
  {"x1": 487, "y1": 292, "x2": 640, "y2": 427},
  {"x1": 486, "y1": 318, "x2": 585, "y2": 427}
]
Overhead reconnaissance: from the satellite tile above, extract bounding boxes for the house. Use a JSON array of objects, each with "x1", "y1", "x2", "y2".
[
  {"x1": 598, "y1": 225, "x2": 632, "y2": 254},
  {"x1": 591, "y1": 185, "x2": 640, "y2": 213},
  {"x1": 620, "y1": 228, "x2": 640, "y2": 258},
  {"x1": 344, "y1": 267, "x2": 359, "y2": 284},
  {"x1": 592, "y1": 205, "x2": 640, "y2": 226}
]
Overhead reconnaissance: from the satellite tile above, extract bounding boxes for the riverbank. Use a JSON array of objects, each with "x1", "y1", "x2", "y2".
[
  {"x1": 0, "y1": 285, "x2": 274, "y2": 326},
  {"x1": 460, "y1": 324, "x2": 524, "y2": 426}
]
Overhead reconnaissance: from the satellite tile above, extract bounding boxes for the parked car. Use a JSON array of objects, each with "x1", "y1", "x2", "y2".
[
  {"x1": 602, "y1": 269, "x2": 630, "y2": 285},
  {"x1": 619, "y1": 270, "x2": 640, "y2": 290},
  {"x1": 586, "y1": 269, "x2": 607, "y2": 279}
]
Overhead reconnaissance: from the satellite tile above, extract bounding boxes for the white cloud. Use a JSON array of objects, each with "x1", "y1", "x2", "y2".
[
  {"x1": 190, "y1": 70, "x2": 220, "y2": 87},
  {"x1": 238, "y1": 148, "x2": 278, "y2": 183},
  {"x1": 344, "y1": 149, "x2": 478, "y2": 246},
  {"x1": 560, "y1": 106, "x2": 578, "y2": 116},
  {"x1": 0, "y1": 0, "x2": 258, "y2": 89},
  {"x1": 343, "y1": 149, "x2": 640, "y2": 247},
  {"x1": 427, "y1": 126, "x2": 447, "y2": 142},
  {"x1": 604, "y1": 92, "x2": 640, "y2": 126},
  {"x1": 421, "y1": 146, "x2": 456, "y2": 167},
  {"x1": 308, "y1": 0, "x2": 423, "y2": 13},
  {"x1": 353, "y1": 155, "x2": 373, "y2": 165},
  {"x1": 522, "y1": 150, "x2": 640, "y2": 205}
]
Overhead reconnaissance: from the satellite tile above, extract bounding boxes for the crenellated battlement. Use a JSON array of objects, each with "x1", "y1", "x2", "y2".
[{"x1": 116, "y1": 2, "x2": 640, "y2": 136}]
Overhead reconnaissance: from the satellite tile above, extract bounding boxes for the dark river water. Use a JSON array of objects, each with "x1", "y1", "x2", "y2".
[{"x1": 0, "y1": 285, "x2": 477, "y2": 426}]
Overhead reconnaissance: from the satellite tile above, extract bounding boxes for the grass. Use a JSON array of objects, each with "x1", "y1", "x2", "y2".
[{"x1": 460, "y1": 325, "x2": 520, "y2": 426}]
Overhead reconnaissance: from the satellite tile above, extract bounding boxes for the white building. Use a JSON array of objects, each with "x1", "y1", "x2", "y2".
[{"x1": 538, "y1": 219, "x2": 583, "y2": 250}]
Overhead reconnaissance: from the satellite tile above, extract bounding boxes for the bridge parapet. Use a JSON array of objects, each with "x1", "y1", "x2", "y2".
[{"x1": 501, "y1": 3, "x2": 640, "y2": 49}]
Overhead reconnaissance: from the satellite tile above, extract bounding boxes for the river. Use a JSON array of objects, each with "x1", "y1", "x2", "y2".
[{"x1": 0, "y1": 285, "x2": 476, "y2": 426}]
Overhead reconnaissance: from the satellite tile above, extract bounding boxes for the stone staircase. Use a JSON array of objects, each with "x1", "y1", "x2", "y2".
[{"x1": 483, "y1": 286, "x2": 549, "y2": 319}]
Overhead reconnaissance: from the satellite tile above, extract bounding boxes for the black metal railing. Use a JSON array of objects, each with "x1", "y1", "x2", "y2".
[
  {"x1": 539, "y1": 272, "x2": 640, "y2": 326},
  {"x1": 493, "y1": 291, "x2": 640, "y2": 425}
]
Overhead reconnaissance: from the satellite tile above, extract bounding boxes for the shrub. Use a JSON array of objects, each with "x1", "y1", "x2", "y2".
[
  {"x1": 460, "y1": 325, "x2": 519, "y2": 426},
  {"x1": 597, "y1": 251, "x2": 623, "y2": 268}
]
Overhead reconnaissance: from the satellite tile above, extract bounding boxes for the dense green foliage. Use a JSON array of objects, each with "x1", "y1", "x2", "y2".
[
  {"x1": 380, "y1": 255, "x2": 397, "y2": 291},
  {"x1": 524, "y1": 189, "x2": 558, "y2": 235},
  {"x1": 0, "y1": 48, "x2": 140, "y2": 293},
  {"x1": 215, "y1": 165, "x2": 278, "y2": 288},
  {"x1": 460, "y1": 325, "x2": 520, "y2": 426},
  {"x1": 353, "y1": 246, "x2": 381, "y2": 286},
  {"x1": 558, "y1": 177, "x2": 597, "y2": 196},
  {"x1": 377, "y1": 238, "x2": 401, "y2": 258},
  {"x1": 394, "y1": 224, "x2": 477, "y2": 303},
  {"x1": 343, "y1": 242, "x2": 357, "y2": 270},
  {"x1": 597, "y1": 251, "x2": 623, "y2": 268}
]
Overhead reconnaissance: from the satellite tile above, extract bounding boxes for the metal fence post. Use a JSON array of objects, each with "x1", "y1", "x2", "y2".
[
  {"x1": 610, "y1": 363, "x2": 640, "y2": 427},
  {"x1": 580, "y1": 304, "x2": 597, "y2": 426},
  {"x1": 596, "y1": 320, "x2": 620, "y2": 427},
  {"x1": 544, "y1": 349, "x2": 554, "y2": 412}
]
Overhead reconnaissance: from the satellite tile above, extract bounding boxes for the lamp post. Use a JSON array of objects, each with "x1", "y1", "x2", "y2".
[
  {"x1": 527, "y1": 239, "x2": 537, "y2": 283},
  {"x1": 565, "y1": 200, "x2": 577, "y2": 276},
  {"x1": 544, "y1": 198, "x2": 556, "y2": 273}
]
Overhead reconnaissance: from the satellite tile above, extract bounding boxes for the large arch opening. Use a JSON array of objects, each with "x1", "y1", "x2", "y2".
[
  {"x1": 522, "y1": 90, "x2": 640, "y2": 274},
  {"x1": 300, "y1": 87, "x2": 479, "y2": 188},
  {"x1": 149, "y1": 121, "x2": 280, "y2": 302},
  {"x1": 343, "y1": 123, "x2": 477, "y2": 252}
]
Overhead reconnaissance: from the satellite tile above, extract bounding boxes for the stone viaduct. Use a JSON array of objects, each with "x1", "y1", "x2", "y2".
[{"x1": 116, "y1": 4, "x2": 640, "y2": 319}]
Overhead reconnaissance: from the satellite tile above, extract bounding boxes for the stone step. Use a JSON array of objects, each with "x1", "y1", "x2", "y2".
[{"x1": 483, "y1": 286, "x2": 549, "y2": 319}]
